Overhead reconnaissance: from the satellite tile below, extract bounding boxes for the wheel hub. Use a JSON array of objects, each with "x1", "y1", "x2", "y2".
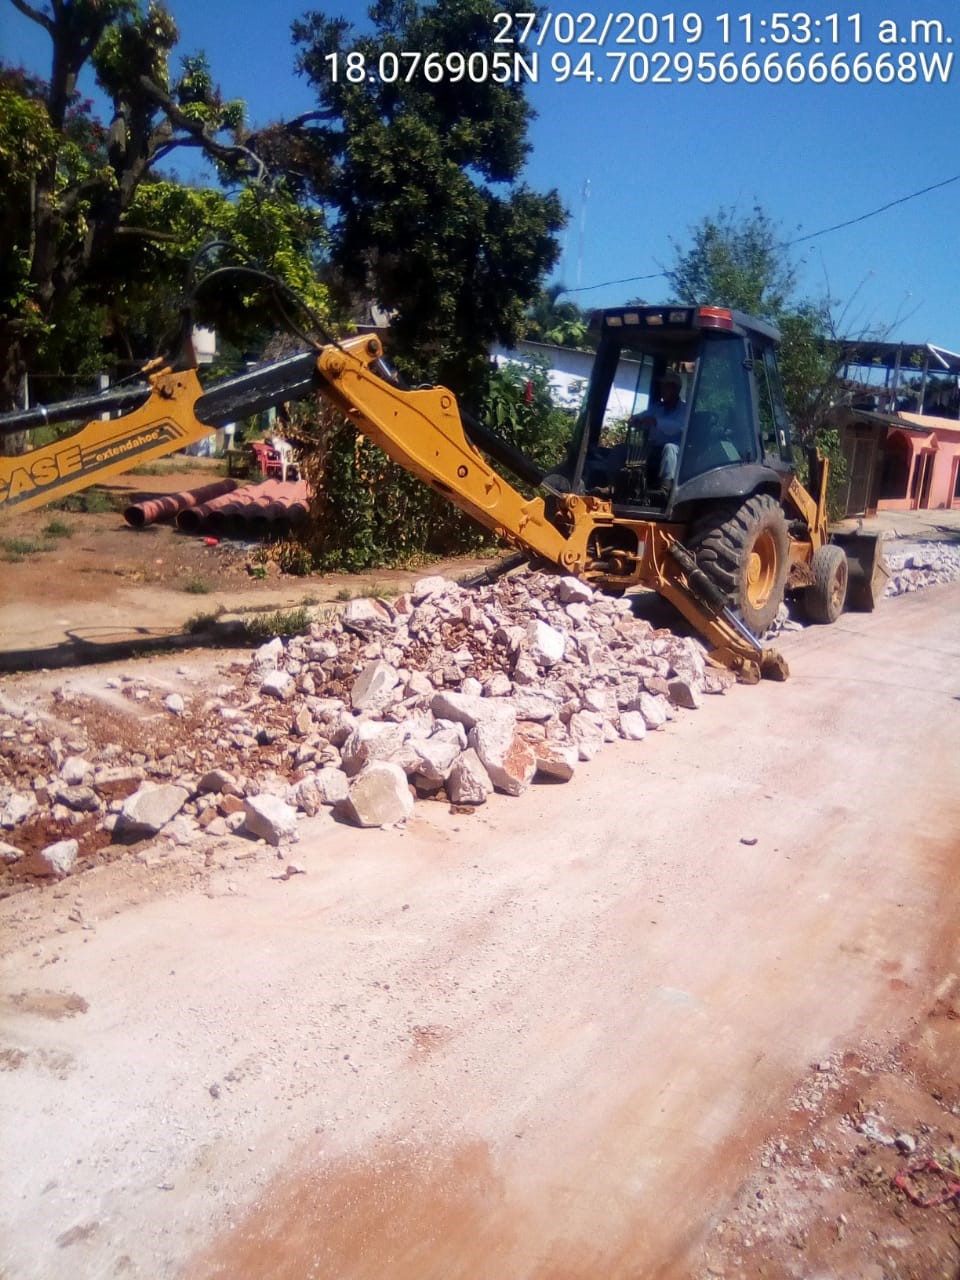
[{"x1": 745, "y1": 530, "x2": 778, "y2": 608}]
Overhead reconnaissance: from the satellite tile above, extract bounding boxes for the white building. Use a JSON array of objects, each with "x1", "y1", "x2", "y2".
[{"x1": 491, "y1": 339, "x2": 654, "y2": 425}]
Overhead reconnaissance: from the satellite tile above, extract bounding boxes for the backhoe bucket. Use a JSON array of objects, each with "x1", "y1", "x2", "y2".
[{"x1": 831, "y1": 530, "x2": 889, "y2": 612}]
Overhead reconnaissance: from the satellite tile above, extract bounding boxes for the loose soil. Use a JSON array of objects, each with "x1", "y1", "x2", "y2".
[
  {"x1": 0, "y1": 473, "x2": 958, "y2": 1279},
  {"x1": 0, "y1": 457, "x2": 492, "y2": 660}
]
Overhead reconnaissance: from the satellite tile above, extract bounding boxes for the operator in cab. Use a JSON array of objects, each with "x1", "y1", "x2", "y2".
[{"x1": 629, "y1": 367, "x2": 686, "y2": 491}]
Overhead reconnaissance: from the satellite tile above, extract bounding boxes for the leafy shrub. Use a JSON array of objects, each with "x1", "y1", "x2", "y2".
[
  {"x1": 42, "y1": 517, "x2": 72, "y2": 538},
  {"x1": 242, "y1": 607, "x2": 311, "y2": 641},
  {"x1": 293, "y1": 400, "x2": 487, "y2": 572},
  {"x1": 2, "y1": 537, "x2": 44, "y2": 560},
  {"x1": 273, "y1": 540, "x2": 314, "y2": 576},
  {"x1": 288, "y1": 359, "x2": 575, "y2": 571}
]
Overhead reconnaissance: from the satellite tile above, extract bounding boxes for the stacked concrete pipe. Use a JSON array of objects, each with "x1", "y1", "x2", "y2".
[
  {"x1": 177, "y1": 480, "x2": 310, "y2": 537},
  {"x1": 123, "y1": 478, "x2": 239, "y2": 528}
]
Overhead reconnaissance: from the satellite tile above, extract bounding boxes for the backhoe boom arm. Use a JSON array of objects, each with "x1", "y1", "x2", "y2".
[{"x1": 0, "y1": 334, "x2": 786, "y2": 679}]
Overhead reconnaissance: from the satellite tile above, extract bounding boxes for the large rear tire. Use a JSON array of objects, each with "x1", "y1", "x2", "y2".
[
  {"x1": 803, "y1": 543, "x2": 848, "y2": 623},
  {"x1": 688, "y1": 495, "x2": 791, "y2": 635}
]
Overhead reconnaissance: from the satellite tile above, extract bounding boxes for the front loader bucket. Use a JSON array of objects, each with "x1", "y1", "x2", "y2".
[{"x1": 831, "y1": 530, "x2": 889, "y2": 612}]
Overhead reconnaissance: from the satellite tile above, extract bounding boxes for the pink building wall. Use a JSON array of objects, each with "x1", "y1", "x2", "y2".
[{"x1": 877, "y1": 413, "x2": 960, "y2": 512}]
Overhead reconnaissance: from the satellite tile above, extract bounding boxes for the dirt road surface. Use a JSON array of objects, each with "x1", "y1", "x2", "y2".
[{"x1": 2, "y1": 583, "x2": 959, "y2": 1279}]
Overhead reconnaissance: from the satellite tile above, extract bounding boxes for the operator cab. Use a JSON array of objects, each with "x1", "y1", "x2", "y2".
[{"x1": 547, "y1": 305, "x2": 795, "y2": 519}]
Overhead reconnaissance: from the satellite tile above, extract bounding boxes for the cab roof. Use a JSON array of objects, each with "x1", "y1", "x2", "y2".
[{"x1": 589, "y1": 304, "x2": 781, "y2": 345}]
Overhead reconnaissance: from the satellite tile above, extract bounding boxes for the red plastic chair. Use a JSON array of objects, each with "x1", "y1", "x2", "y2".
[{"x1": 247, "y1": 441, "x2": 283, "y2": 480}]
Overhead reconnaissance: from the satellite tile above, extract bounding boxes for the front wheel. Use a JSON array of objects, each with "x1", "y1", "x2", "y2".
[
  {"x1": 688, "y1": 494, "x2": 791, "y2": 635},
  {"x1": 803, "y1": 543, "x2": 848, "y2": 623}
]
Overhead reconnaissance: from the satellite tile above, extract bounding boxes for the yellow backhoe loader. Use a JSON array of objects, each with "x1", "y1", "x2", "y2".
[{"x1": 0, "y1": 304, "x2": 887, "y2": 681}]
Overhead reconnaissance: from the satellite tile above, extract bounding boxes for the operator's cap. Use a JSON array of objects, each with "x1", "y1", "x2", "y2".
[{"x1": 659, "y1": 369, "x2": 682, "y2": 386}]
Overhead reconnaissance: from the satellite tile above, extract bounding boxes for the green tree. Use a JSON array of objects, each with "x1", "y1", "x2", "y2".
[
  {"x1": 663, "y1": 205, "x2": 857, "y2": 514},
  {"x1": 663, "y1": 206, "x2": 844, "y2": 442},
  {"x1": 524, "y1": 283, "x2": 588, "y2": 348},
  {"x1": 483, "y1": 356, "x2": 572, "y2": 472},
  {"x1": 290, "y1": 0, "x2": 565, "y2": 399},
  {"x1": 664, "y1": 205, "x2": 798, "y2": 320},
  {"x1": 0, "y1": 1, "x2": 327, "y2": 415}
]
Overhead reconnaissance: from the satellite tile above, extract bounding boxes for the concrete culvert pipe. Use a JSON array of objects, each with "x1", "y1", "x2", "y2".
[{"x1": 123, "y1": 478, "x2": 238, "y2": 528}]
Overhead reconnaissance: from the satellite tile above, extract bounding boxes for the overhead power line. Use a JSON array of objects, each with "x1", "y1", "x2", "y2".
[
  {"x1": 783, "y1": 172, "x2": 960, "y2": 245},
  {"x1": 564, "y1": 172, "x2": 960, "y2": 295}
]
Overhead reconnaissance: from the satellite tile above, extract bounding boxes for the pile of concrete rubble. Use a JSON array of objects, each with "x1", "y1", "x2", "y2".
[
  {"x1": 1, "y1": 570, "x2": 734, "y2": 880},
  {"x1": 884, "y1": 540, "x2": 960, "y2": 596}
]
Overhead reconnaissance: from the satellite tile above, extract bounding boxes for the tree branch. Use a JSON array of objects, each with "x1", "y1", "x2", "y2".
[
  {"x1": 8, "y1": 0, "x2": 53, "y2": 36},
  {"x1": 113, "y1": 225, "x2": 184, "y2": 242},
  {"x1": 136, "y1": 73, "x2": 268, "y2": 183},
  {"x1": 283, "y1": 108, "x2": 338, "y2": 129}
]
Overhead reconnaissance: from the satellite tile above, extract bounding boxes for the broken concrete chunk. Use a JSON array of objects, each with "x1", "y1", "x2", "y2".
[
  {"x1": 411, "y1": 575, "x2": 449, "y2": 603},
  {"x1": 92, "y1": 767, "x2": 145, "y2": 802},
  {"x1": 619, "y1": 711, "x2": 648, "y2": 741},
  {"x1": 243, "y1": 794, "x2": 299, "y2": 846},
  {"x1": 404, "y1": 671, "x2": 435, "y2": 698},
  {"x1": 511, "y1": 655, "x2": 540, "y2": 686},
  {"x1": 343, "y1": 762, "x2": 414, "y2": 828},
  {"x1": 196, "y1": 768, "x2": 237, "y2": 796},
  {"x1": 564, "y1": 602, "x2": 591, "y2": 626},
  {"x1": 468, "y1": 719, "x2": 537, "y2": 797},
  {"x1": 431, "y1": 719, "x2": 468, "y2": 751},
  {"x1": 637, "y1": 692, "x2": 669, "y2": 730},
  {"x1": 341, "y1": 721, "x2": 406, "y2": 777},
  {"x1": 0, "y1": 791, "x2": 38, "y2": 828},
  {"x1": 0, "y1": 839, "x2": 24, "y2": 864},
  {"x1": 482, "y1": 672, "x2": 513, "y2": 698},
  {"x1": 409, "y1": 737, "x2": 461, "y2": 783},
  {"x1": 114, "y1": 784, "x2": 189, "y2": 843},
  {"x1": 667, "y1": 678, "x2": 703, "y2": 710},
  {"x1": 429, "y1": 691, "x2": 516, "y2": 733},
  {"x1": 568, "y1": 710, "x2": 605, "y2": 761},
  {"x1": 557, "y1": 576, "x2": 595, "y2": 604},
  {"x1": 307, "y1": 638, "x2": 340, "y2": 661},
  {"x1": 292, "y1": 706, "x2": 313, "y2": 737},
  {"x1": 582, "y1": 686, "x2": 613, "y2": 716},
  {"x1": 253, "y1": 637, "x2": 284, "y2": 670},
  {"x1": 22, "y1": 838, "x2": 79, "y2": 878},
  {"x1": 703, "y1": 670, "x2": 736, "y2": 695},
  {"x1": 53, "y1": 784, "x2": 100, "y2": 813},
  {"x1": 315, "y1": 766, "x2": 350, "y2": 805},
  {"x1": 532, "y1": 740, "x2": 578, "y2": 782},
  {"x1": 511, "y1": 690, "x2": 559, "y2": 723},
  {"x1": 260, "y1": 670, "x2": 295, "y2": 701},
  {"x1": 525, "y1": 619, "x2": 566, "y2": 668},
  {"x1": 342, "y1": 597, "x2": 396, "y2": 635},
  {"x1": 446, "y1": 749, "x2": 494, "y2": 805},
  {"x1": 60, "y1": 756, "x2": 93, "y2": 786},
  {"x1": 350, "y1": 659, "x2": 400, "y2": 713}
]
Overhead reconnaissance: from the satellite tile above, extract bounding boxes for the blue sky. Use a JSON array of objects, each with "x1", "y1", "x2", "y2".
[{"x1": 4, "y1": 0, "x2": 959, "y2": 351}]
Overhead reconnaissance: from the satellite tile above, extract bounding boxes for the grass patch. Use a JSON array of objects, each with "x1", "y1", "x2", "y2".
[
  {"x1": 2, "y1": 537, "x2": 46, "y2": 561},
  {"x1": 334, "y1": 586, "x2": 355, "y2": 601},
  {"x1": 181, "y1": 575, "x2": 212, "y2": 595},
  {"x1": 53, "y1": 488, "x2": 118, "y2": 514},
  {"x1": 185, "y1": 604, "x2": 227, "y2": 634},
  {"x1": 41, "y1": 517, "x2": 73, "y2": 539},
  {"x1": 241, "y1": 607, "x2": 311, "y2": 642}
]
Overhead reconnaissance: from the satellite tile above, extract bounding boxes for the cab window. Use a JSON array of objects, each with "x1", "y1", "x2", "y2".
[{"x1": 679, "y1": 334, "x2": 756, "y2": 484}]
